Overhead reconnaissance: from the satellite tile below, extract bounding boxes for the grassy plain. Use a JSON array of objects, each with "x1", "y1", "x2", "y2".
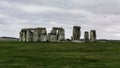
[{"x1": 0, "y1": 41, "x2": 120, "y2": 68}]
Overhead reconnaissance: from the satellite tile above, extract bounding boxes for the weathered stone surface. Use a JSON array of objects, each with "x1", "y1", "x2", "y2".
[
  {"x1": 50, "y1": 29, "x2": 56, "y2": 35},
  {"x1": 48, "y1": 27, "x2": 65, "y2": 42},
  {"x1": 48, "y1": 34, "x2": 57, "y2": 42},
  {"x1": 40, "y1": 35, "x2": 47, "y2": 42},
  {"x1": 58, "y1": 28, "x2": 65, "y2": 41},
  {"x1": 19, "y1": 30, "x2": 23, "y2": 42},
  {"x1": 73, "y1": 26, "x2": 81, "y2": 40},
  {"x1": 33, "y1": 28, "x2": 47, "y2": 42},
  {"x1": 90, "y1": 30, "x2": 96, "y2": 42},
  {"x1": 47, "y1": 33, "x2": 50, "y2": 41},
  {"x1": 71, "y1": 36, "x2": 74, "y2": 41},
  {"x1": 40, "y1": 29, "x2": 47, "y2": 42},
  {"x1": 26, "y1": 30, "x2": 33, "y2": 42},
  {"x1": 33, "y1": 29, "x2": 39, "y2": 41},
  {"x1": 20, "y1": 28, "x2": 35, "y2": 42},
  {"x1": 48, "y1": 29, "x2": 57, "y2": 42},
  {"x1": 22, "y1": 29, "x2": 26, "y2": 42},
  {"x1": 84, "y1": 31, "x2": 89, "y2": 42}
]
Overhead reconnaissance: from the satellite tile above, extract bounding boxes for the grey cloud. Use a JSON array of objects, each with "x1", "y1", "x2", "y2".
[
  {"x1": 0, "y1": 0, "x2": 120, "y2": 39},
  {"x1": 3, "y1": 0, "x2": 120, "y2": 15}
]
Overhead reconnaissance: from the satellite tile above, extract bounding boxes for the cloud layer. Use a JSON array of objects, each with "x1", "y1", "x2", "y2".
[{"x1": 0, "y1": 0, "x2": 120, "y2": 39}]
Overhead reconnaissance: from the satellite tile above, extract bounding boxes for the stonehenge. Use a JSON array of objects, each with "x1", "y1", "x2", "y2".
[
  {"x1": 19, "y1": 26, "x2": 97, "y2": 42},
  {"x1": 20, "y1": 27, "x2": 65, "y2": 42}
]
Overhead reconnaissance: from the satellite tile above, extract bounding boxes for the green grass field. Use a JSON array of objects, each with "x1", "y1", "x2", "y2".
[{"x1": 0, "y1": 41, "x2": 120, "y2": 68}]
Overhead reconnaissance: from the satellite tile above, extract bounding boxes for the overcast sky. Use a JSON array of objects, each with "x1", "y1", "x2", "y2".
[{"x1": 0, "y1": 0, "x2": 120, "y2": 39}]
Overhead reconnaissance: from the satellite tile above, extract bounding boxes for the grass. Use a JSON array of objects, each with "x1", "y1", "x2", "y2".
[{"x1": 0, "y1": 41, "x2": 120, "y2": 68}]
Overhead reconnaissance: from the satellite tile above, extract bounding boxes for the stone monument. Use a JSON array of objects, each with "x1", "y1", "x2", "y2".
[
  {"x1": 72, "y1": 26, "x2": 81, "y2": 40},
  {"x1": 90, "y1": 30, "x2": 96, "y2": 42},
  {"x1": 84, "y1": 31, "x2": 89, "y2": 42}
]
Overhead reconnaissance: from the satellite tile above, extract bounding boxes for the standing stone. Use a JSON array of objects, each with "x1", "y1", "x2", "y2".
[
  {"x1": 20, "y1": 29, "x2": 27, "y2": 42},
  {"x1": 48, "y1": 30, "x2": 57, "y2": 42},
  {"x1": 71, "y1": 36, "x2": 74, "y2": 41},
  {"x1": 73, "y1": 26, "x2": 81, "y2": 40},
  {"x1": 40, "y1": 29, "x2": 47, "y2": 42},
  {"x1": 84, "y1": 31, "x2": 89, "y2": 42},
  {"x1": 19, "y1": 30, "x2": 23, "y2": 42},
  {"x1": 26, "y1": 29, "x2": 33, "y2": 42},
  {"x1": 48, "y1": 34, "x2": 57, "y2": 42},
  {"x1": 22, "y1": 29, "x2": 27, "y2": 42},
  {"x1": 47, "y1": 33, "x2": 51, "y2": 41},
  {"x1": 48, "y1": 27, "x2": 65, "y2": 42},
  {"x1": 51, "y1": 29, "x2": 57, "y2": 42},
  {"x1": 33, "y1": 28, "x2": 41, "y2": 41},
  {"x1": 90, "y1": 30, "x2": 96, "y2": 42},
  {"x1": 58, "y1": 28, "x2": 65, "y2": 41},
  {"x1": 20, "y1": 28, "x2": 35, "y2": 42}
]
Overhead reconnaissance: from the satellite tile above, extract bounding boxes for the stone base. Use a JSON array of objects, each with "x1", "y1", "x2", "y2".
[{"x1": 72, "y1": 40, "x2": 83, "y2": 43}]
